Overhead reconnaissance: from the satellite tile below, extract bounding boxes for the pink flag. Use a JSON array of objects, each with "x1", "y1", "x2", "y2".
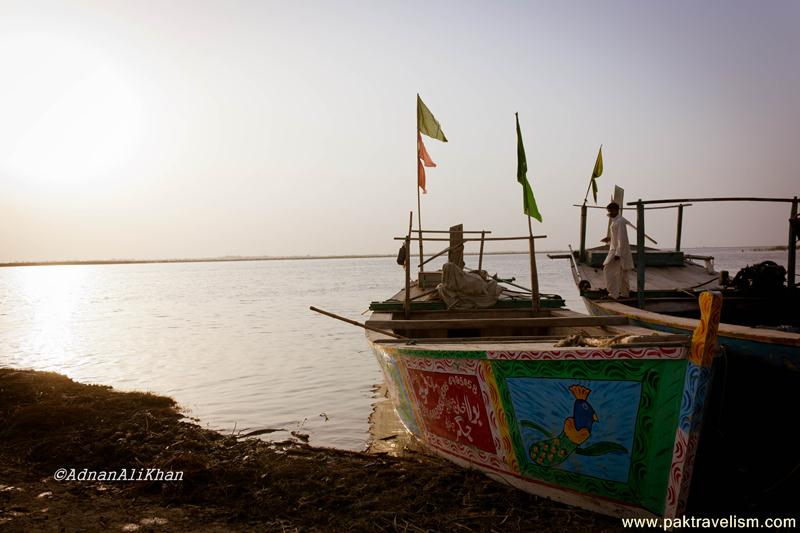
[{"x1": 417, "y1": 131, "x2": 437, "y2": 193}]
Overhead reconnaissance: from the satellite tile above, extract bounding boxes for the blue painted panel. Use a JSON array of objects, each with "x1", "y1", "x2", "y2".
[
  {"x1": 507, "y1": 377, "x2": 641, "y2": 483},
  {"x1": 628, "y1": 319, "x2": 800, "y2": 372},
  {"x1": 679, "y1": 363, "x2": 711, "y2": 433}
]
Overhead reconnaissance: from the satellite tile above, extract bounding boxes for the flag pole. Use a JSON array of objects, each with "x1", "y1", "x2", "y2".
[
  {"x1": 527, "y1": 215, "x2": 540, "y2": 313},
  {"x1": 415, "y1": 93, "x2": 448, "y2": 273},
  {"x1": 417, "y1": 182, "x2": 424, "y2": 272},
  {"x1": 415, "y1": 94, "x2": 425, "y2": 274},
  {"x1": 515, "y1": 111, "x2": 540, "y2": 313},
  {"x1": 583, "y1": 144, "x2": 603, "y2": 204},
  {"x1": 583, "y1": 182, "x2": 593, "y2": 204}
]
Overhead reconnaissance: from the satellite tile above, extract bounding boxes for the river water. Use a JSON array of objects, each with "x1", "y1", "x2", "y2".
[{"x1": 0, "y1": 247, "x2": 787, "y2": 450}]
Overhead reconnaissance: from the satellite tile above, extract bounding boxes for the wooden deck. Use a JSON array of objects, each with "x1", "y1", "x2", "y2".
[
  {"x1": 365, "y1": 306, "x2": 691, "y2": 351},
  {"x1": 572, "y1": 254, "x2": 720, "y2": 293}
]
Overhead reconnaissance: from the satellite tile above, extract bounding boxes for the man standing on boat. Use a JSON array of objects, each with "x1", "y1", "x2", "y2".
[{"x1": 601, "y1": 202, "x2": 635, "y2": 299}]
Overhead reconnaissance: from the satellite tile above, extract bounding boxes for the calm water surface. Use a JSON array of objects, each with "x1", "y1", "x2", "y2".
[{"x1": 0, "y1": 248, "x2": 787, "y2": 450}]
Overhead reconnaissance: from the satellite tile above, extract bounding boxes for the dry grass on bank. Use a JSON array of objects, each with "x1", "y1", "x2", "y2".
[{"x1": 0, "y1": 368, "x2": 625, "y2": 532}]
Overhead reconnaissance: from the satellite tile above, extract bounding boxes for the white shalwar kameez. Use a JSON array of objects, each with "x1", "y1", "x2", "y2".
[{"x1": 603, "y1": 215, "x2": 635, "y2": 299}]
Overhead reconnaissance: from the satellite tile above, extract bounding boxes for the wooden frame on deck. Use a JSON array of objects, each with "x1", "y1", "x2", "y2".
[{"x1": 627, "y1": 196, "x2": 800, "y2": 305}]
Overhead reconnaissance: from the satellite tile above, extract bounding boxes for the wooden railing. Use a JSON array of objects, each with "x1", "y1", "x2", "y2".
[
  {"x1": 395, "y1": 213, "x2": 547, "y2": 316},
  {"x1": 574, "y1": 202, "x2": 690, "y2": 262},
  {"x1": 626, "y1": 196, "x2": 799, "y2": 307}
]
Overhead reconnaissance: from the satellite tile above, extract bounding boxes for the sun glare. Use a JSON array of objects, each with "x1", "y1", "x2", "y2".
[
  {"x1": 9, "y1": 266, "x2": 90, "y2": 368},
  {"x1": 3, "y1": 31, "x2": 145, "y2": 187}
]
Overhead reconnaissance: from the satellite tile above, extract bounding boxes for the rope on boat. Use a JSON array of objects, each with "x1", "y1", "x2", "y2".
[{"x1": 686, "y1": 276, "x2": 721, "y2": 290}]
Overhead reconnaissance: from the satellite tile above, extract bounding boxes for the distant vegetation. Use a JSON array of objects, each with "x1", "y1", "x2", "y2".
[
  {"x1": 750, "y1": 245, "x2": 789, "y2": 251},
  {"x1": 0, "y1": 250, "x2": 545, "y2": 268},
  {"x1": 3, "y1": 245, "x2": 793, "y2": 268},
  {"x1": 0, "y1": 255, "x2": 393, "y2": 268}
]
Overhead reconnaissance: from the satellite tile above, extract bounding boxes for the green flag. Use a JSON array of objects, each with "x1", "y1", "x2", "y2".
[
  {"x1": 417, "y1": 95, "x2": 447, "y2": 142},
  {"x1": 590, "y1": 145, "x2": 603, "y2": 203},
  {"x1": 515, "y1": 113, "x2": 542, "y2": 221}
]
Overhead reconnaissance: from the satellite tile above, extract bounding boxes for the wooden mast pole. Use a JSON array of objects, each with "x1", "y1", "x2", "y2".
[
  {"x1": 417, "y1": 185, "x2": 424, "y2": 273},
  {"x1": 583, "y1": 182, "x2": 593, "y2": 204},
  {"x1": 528, "y1": 216, "x2": 540, "y2": 313},
  {"x1": 478, "y1": 230, "x2": 486, "y2": 271},
  {"x1": 676, "y1": 204, "x2": 684, "y2": 251},
  {"x1": 405, "y1": 211, "x2": 413, "y2": 319},
  {"x1": 582, "y1": 144, "x2": 602, "y2": 204},
  {"x1": 580, "y1": 146, "x2": 602, "y2": 263},
  {"x1": 415, "y1": 95, "x2": 424, "y2": 274},
  {"x1": 579, "y1": 201, "x2": 588, "y2": 262},
  {"x1": 636, "y1": 200, "x2": 646, "y2": 309},
  {"x1": 788, "y1": 196, "x2": 798, "y2": 288}
]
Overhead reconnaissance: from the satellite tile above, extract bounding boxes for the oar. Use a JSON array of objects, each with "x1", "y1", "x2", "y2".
[{"x1": 309, "y1": 306, "x2": 408, "y2": 340}]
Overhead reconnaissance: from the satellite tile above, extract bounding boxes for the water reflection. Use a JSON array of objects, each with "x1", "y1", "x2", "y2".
[{"x1": 6, "y1": 265, "x2": 92, "y2": 369}]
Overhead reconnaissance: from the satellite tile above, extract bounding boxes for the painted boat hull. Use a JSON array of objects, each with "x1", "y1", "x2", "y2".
[
  {"x1": 567, "y1": 247, "x2": 800, "y2": 371},
  {"x1": 367, "y1": 334, "x2": 713, "y2": 519},
  {"x1": 581, "y1": 296, "x2": 800, "y2": 513},
  {"x1": 581, "y1": 297, "x2": 800, "y2": 372}
]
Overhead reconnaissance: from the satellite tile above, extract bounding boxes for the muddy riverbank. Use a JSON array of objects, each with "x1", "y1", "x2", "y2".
[{"x1": 0, "y1": 368, "x2": 624, "y2": 531}]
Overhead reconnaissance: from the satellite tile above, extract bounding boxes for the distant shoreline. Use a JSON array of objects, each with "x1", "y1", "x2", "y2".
[
  {"x1": 0, "y1": 244, "x2": 791, "y2": 268},
  {"x1": 0, "y1": 254, "x2": 396, "y2": 268},
  {"x1": 0, "y1": 250, "x2": 530, "y2": 268}
]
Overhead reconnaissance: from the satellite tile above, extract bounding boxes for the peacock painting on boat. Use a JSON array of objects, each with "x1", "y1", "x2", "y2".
[{"x1": 506, "y1": 377, "x2": 640, "y2": 484}]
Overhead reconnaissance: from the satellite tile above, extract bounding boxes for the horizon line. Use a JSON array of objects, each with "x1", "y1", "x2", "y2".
[{"x1": 0, "y1": 244, "x2": 791, "y2": 269}]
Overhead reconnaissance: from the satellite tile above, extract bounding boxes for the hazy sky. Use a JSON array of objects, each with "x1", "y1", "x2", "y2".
[{"x1": 1, "y1": 0, "x2": 798, "y2": 262}]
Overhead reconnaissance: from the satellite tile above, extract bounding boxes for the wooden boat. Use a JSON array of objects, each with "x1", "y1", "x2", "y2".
[
  {"x1": 553, "y1": 196, "x2": 800, "y2": 371},
  {"x1": 550, "y1": 195, "x2": 800, "y2": 512},
  {"x1": 362, "y1": 224, "x2": 723, "y2": 519}
]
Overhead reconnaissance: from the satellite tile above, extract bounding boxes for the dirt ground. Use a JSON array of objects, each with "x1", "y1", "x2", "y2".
[{"x1": 0, "y1": 368, "x2": 628, "y2": 532}]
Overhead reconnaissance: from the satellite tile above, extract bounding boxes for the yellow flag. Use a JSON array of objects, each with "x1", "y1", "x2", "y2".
[
  {"x1": 590, "y1": 145, "x2": 603, "y2": 203},
  {"x1": 417, "y1": 95, "x2": 447, "y2": 142}
]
